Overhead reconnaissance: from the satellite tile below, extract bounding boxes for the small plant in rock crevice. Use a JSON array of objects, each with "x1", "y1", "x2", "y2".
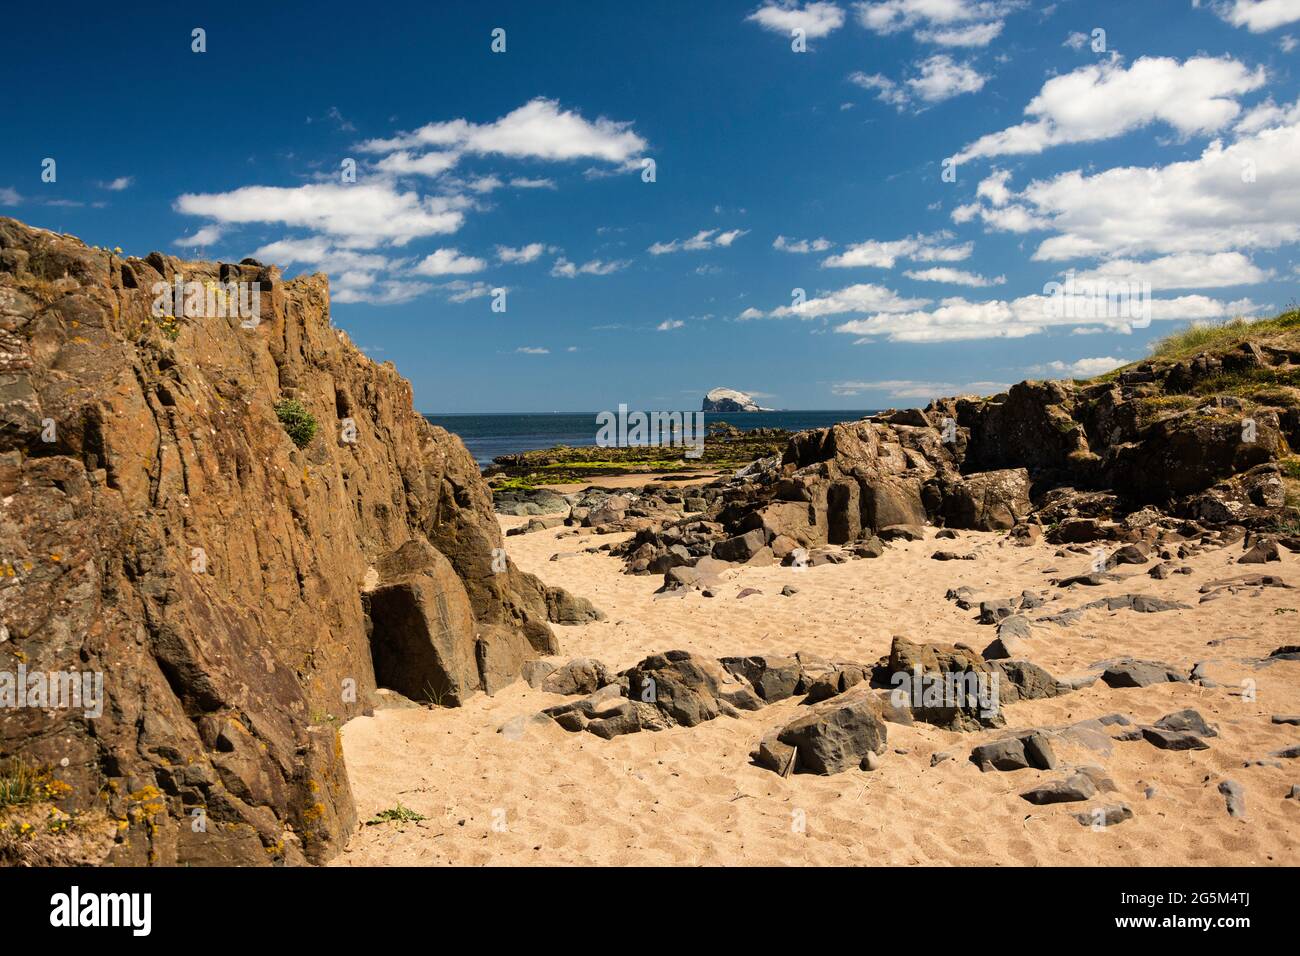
[{"x1": 275, "y1": 399, "x2": 318, "y2": 449}]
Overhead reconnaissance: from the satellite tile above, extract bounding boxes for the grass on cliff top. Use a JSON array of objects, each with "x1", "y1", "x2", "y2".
[{"x1": 1092, "y1": 308, "x2": 1300, "y2": 379}]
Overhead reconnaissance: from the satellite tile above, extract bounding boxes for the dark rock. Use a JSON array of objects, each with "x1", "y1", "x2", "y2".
[
  {"x1": 770, "y1": 691, "x2": 888, "y2": 775},
  {"x1": 1073, "y1": 803, "x2": 1134, "y2": 827},
  {"x1": 1100, "y1": 659, "x2": 1187, "y2": 688},
  {"x1": 1154, "y1": 708, "x2": 1218, "y2": 738},
  {"x1": 1218, "y1": 780, "x2": 1246, "y2": 818},
  {"x1": 1020, "y1": 772, "x2": 1097, "y2": 804}
]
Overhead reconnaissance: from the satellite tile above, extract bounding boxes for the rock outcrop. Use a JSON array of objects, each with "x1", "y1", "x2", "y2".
[
  {"x1": 0, "y1": 217, "x2": 580, "y2": 865},
  {"x1": 702, "y1": 387, "x2": 768, "y2": 413}
]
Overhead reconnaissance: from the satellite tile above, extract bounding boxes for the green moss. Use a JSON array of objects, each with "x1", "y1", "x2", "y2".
[
  {"x1": 365, "y1": 804, "x2": 426, "y2": 826},
  {"x1": 274, "y1": 400, "x2": 318, "y2": 449}
]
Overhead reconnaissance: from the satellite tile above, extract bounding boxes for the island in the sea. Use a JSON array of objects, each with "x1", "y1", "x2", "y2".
[{"x1": 702, "y1": 387, "x2": 771, "y2": 412}]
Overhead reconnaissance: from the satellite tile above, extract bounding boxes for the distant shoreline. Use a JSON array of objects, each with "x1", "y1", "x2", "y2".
[{"x1": 423, "y1": 409, "x2": 878, "y2": 468}]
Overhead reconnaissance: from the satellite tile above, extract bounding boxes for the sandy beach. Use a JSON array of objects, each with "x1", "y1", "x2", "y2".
[{"x1": 335, "y1": 512, "x2": 1300, "y2": 867}]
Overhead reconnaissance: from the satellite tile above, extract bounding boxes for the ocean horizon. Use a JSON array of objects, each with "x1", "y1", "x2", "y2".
[{"x1": 424, "y1": 410, "x2": 878, "y2": 467}]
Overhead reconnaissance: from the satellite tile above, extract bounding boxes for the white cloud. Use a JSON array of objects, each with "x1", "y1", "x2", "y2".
[
  {"x1": 657, "y1": 319, "x2": 686, "y2": 331},
  {"x1": 1068, "y1": 252, "x2": 1272, "y2": 290},
  {"x1": 175, "y1": 224, "x2": 226, "y2": 247},
  {"x1": 511, "y1": 177, "x2": 556, "y2": 189},
  {"x1": 976, "y1": 169, "x2": 1013, "y2": 206},
  {"x1": 551, "y1": 257, "x2": 630, "y2": 277},
  {"x1": 907, "y1": 54, "x2": 988, "y2": 102},
  {"x1": 773, "y1": 234, "x2": 833, "y2": 253},
  {"x1": 766, "y1": 283, "x2": 933, "y2": 319},
  {"x1": 822, "y1": 232, "x2": 971, "y2": 268},
  {"x1": 0, "y1": 187, "x2": 20, "y2": 205},
  {"x1": 334, "y1": 280, "x2": 432, "y2": 306},
  {"x1": 516, "y1": 346, "x2": 550, "y2": 354},
  {"x1": 252, "y1": 237, "x2": 388, "y2": 272},
  {"x1": 649, "y1": 228, "x2": 749, "y2": 255},
  {"x1": 1234, "y1": 96, "x2": 1300, "y2": 133},
  {"x1": 916, "y1": 20, "x2": 1003, "y2": 46},
  {"x1": 440, "y1": 280, "x2": 500, "y2": 303},
  {"x1": 854, "y1": 0, "x2": 1021, "y2": 45},
  {"x1": 904, "y1": 266, "x2": 1006, "y2": 286},
  {"x1": 372, "y1": 151, "x2": 461, "y2": 178},
  {"x1": 413, "y1": 248, "x2": 487, "y2": 276},
  {"x1": 832, "y1": 292, "x2": 1261, "y2": 342},
  {"x1": 746, "y1": 2, "x2": 846, "y2": 38},
  {"x1": 832, "y1": 379, "x2": 955, "y2": 398},
  {"x1": 1030, "y1": 356, "x2": 1127, "y2": 378},
  {"x1": 736, "y1": 307, "x2": 767, "y2": 320},
  {"x1": 357, "y1": 98, "x2": 647, "y2": 165},
  {"x1": 1215, "y1": 0, "x2": 1300, "y2": 32},
  {"x1": 497, "y1": 242, "x2": 548, "y2": 264},
  {"x1": 176, "y1": 182, "x2": 466, "y2": 247},
  {"x1": 848, "y1": 72, "x2": 909, "y2": 108},
  {"x1": 851, "y1": 54, "x2": 987, "y2": 109},
  {"x1": 1063, "y1": 31, "x2": 1089, "y2": 50},
  {"x1": 954, "y1": 56, "x2": 1266, "y2": 163},
  {"x1": 102, "y1": 176, "x2": 133, "y2": 191},
  {"x1": 1001, "y1": 121, "x2": 1300, "y2": 261},
  {"x1": 1282, "y1": 34, "x2": 1299, "y2": 51},
  {"x1": 832, "y1": 378, "x2": 1010, "y2": 399}
]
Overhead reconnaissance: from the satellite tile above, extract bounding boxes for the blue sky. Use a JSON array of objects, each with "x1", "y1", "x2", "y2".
[{"x1": 3, "y1": 0, "x2": 1299, "y2": 412}]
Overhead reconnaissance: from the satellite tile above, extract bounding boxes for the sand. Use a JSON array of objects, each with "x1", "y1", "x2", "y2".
[{"x1": 334, "y1": 516, "x2": 1300, "y2": 866}]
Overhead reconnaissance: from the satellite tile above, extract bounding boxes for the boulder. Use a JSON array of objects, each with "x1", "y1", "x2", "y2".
[
  {"x1": 943, "y1": 468, "x2": 1031, "y2": 531},
  {"x1": 768, "y1": 691, "x2": 889, "y2": 775}
]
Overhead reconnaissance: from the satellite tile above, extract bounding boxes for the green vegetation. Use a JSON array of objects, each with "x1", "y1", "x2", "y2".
[
  {"x1": 365, "y1": 804, "x2": 426, "y2": 826},
  {"x1": 274, "y1": 399, "x2": 318, "y2": 449},
  {"x1": 0, "y1": 758, "x2": 68, "y2": 811},
  {"x1": 1148, "y1": 309, "x2": 1300, "y2": 364}
]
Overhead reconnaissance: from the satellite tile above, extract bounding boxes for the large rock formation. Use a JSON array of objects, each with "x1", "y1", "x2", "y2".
[
  {"x1": 0, "y1": 217, "x2": 575, "y2": 865},
  {"x1": 702, "y1": 387, "x2": 768, "y2": 412}
]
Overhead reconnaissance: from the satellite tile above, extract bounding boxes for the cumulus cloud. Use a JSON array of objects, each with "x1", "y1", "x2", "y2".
[
  {"x1": 175, "y1": 224, "x2": 227, "y2": 248},
  {"x1": 657, "y1": 319, "x2": 686, "y2": 331},
  {"x1": 854, "y1": 0, "x2": 1021, "y2": 46},
  {"x1": 413, "y1": 248, "x2": 487, "y2": 276},
  {"x1": 1067, "y1": 253, "x2": 1273, "y2": 290},
  {"x1": 851, "y1": 54, "x2": 987, "y2": 109},
  {"x1": 832, "y1": 292, "x2": 1262, "y2": 343},
  {"x1": 774, "y1": 234, "x2": 834, "y2": 253},
  {"x1": 102, "y1": 176, "x2": 133, "y2": 191},
  {"x1": 746, "y1": 2, "x2": 846, "y2": 38},
  {"x1": 649, "y1": 229, "x2": 748, "y2": 255},
  {"x1": 994, "y1": 121, "x2": 1300, "y2": 261},
  {"x1": 176, "y1": 182, "x2": 467, "y2": 248},
  {"x1": 954, "y1": 56, "x2": 1266, "y2": 163},
  {"x1": 356, "y1": 98, "x2": 647, "y2": 165},
  {"x1": 496, "y1": 243, "x2": 549, "y2": 264},
  {"x1": 1030, "y1": 356, "x2": 1127, "y2": 378},
  {"x1": 764, "y1": 283, "x2": 933, "y2": 319},
  {"x1": 822, "y1": 233, "x2": 972, "y2": 268},
  {"x1": 1215, "y1": 0, "x2": 1300, "y2": 32},
  {"x1": 904, "y1": 267, "x2": 1006, "y2": 286},
  {"x1": 551, "y1": 257, "x2": 630, "y2": 277}
]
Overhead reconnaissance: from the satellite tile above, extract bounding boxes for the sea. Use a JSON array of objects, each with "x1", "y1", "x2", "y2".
[{"x1": 423, "y1": 411, "x2": 878, "y2": 468}]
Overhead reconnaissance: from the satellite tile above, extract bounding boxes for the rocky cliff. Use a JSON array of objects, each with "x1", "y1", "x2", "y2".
[
  {"x1": 702, "y1": 387, "x2": 768, "y2": 413},
  {"x1": 0, "y1": 217, "x2": 576, "y2": 865}
]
